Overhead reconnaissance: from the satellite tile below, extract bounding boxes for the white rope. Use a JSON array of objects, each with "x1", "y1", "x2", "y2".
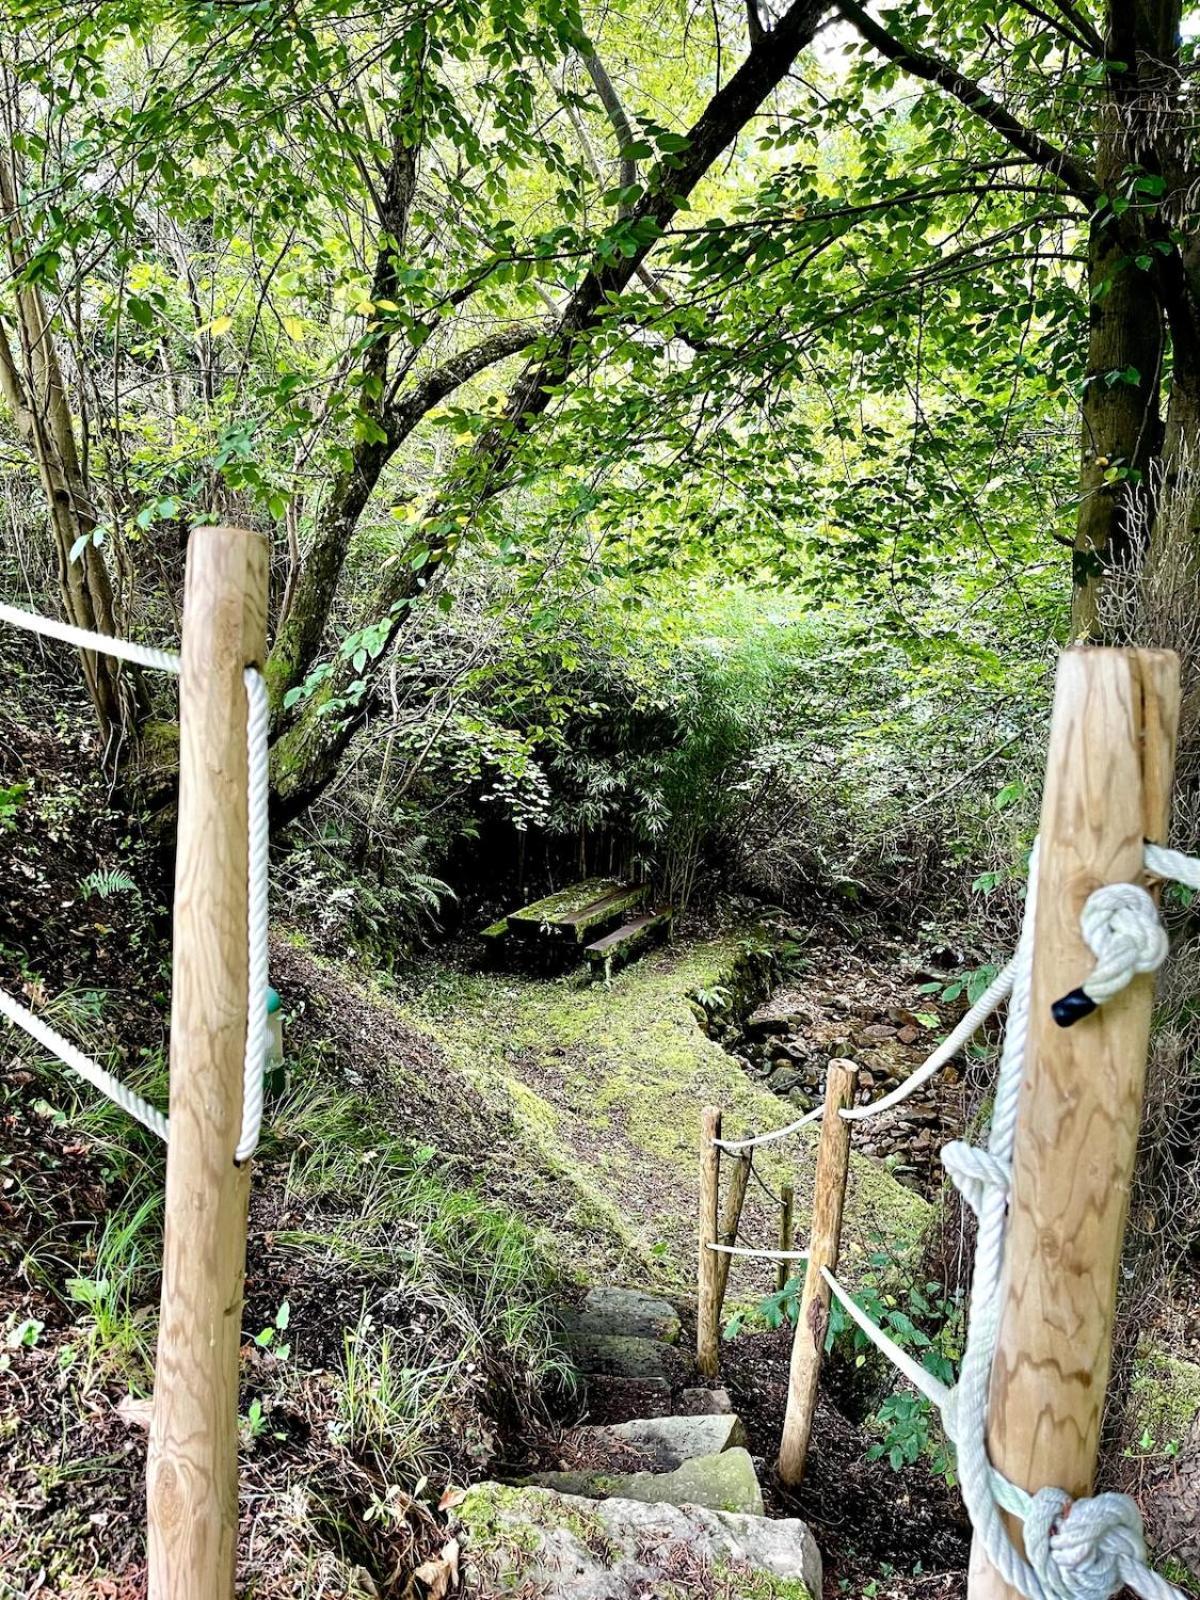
[
  {"x1": 0, "y1": 603, "x2": 269, "y2": 1161},
  {"x1": 0, "y1": 984, "x2": 168, "y2": 1141},
  {"x1": 0, "y1": 601, "x2": 181, "y2": 675},
  {"x1": 705, "y1": 1243, "x2": 810, "y2": 1261},
  {"x1": 823, "y1": 1266, "x2": 954, "y2": 1413},
  {"x1": 237, "y1": 665, "x2": 269, "y2": 1162},
  {"x1": 714, "y1": 1104, "x2": 822, "y2": 1152},
  {"x1": 821, "y1": 836, "x2": 1190, "y2": 1600}
]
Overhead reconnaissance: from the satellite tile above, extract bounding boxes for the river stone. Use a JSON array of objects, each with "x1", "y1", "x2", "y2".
[
  {"x1": 564, "y1": 1334, "x2": 672, "y2": 1382},
  {"x1": 559, "y1": 1287, "x2": 681, "y2": 1344},
  {"x1": 745, "y1": 1000, "x2": 804, "y2": 1037},
  {"x1": 578, "y1": 1412, "x2": 748, "y2": 1471},
  {"x1": 456, "y1": 1483, "x2": 822, "y2": 1598},
  {"x1": 767, "y1": 1066, "x2": 804, "y2": 1095},
  {"x1": 678, "y1": 1385, "x2": 733, "y2": 1415},
  {"x1": 528, "y1": 1446, "x2": 763, "y2": 1515}
]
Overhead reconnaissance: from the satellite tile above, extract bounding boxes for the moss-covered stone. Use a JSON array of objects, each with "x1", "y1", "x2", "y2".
[
  {"x1": 529, "y1": 1446, "x2": 765, "y2": 1515},
  {"x1": 455, "y1": 1483, "x2": 820, "y2": 1598}
]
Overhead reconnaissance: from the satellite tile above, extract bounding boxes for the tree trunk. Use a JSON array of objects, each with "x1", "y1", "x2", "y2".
[
  {"x1": 1069, "y1": 3, "x2": 1178, "y2": 639},
  {"x1": 0, "y1": 144, "x2": 138, "y2": 746}
]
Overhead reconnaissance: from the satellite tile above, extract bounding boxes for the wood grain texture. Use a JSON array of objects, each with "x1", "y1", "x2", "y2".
[
  {"x1": 969, "y1": 648, "x2": 1179, "y2": 1600},
  {"x1": 714, "y1": 1146, "x2": 753, "y2": 1316},
  {"x1": 147, "y1": 527, "x2": 268, "y2": 1600},
  {"x1": 697, "y1": 1105, "x2": 722, "y2": 1379},
  {"x1": 778, "y1": 1059, "x2": 857, "y2": 1486}
]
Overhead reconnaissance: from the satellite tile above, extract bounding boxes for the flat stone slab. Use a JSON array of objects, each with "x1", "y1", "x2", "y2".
[
  {"x1": 457, "y1": 1483, "x2": 822, "y2": 1599},
  {"x1": 528, "y1": 1446, "x2": 764, "y2": 1516},
  {"x1": 565, "y1": 1333, "x2": 672, "y2": 1382},
  {"x1": 601, "y1": 1420, "x2": 752, "y2": 1465},
  {"x1": 559, "y1": 1287, "x2": 681, "y2": 1344}
]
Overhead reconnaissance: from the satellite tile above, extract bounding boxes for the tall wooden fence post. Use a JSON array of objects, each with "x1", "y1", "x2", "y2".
[
  {"x1": 969, "y1": 648, "x2": 1178, "y2": 1599},
  {"x1": 714, "y1": 1143, "x2": 753, "y2": 1318},
  {"x1": 697, "y1": 1105, "x2": 722, "y2": 1378},
  {"x1": 777, "y1": 1182, "x2": 795, "y2": 1294},
  {"x1": 778, "y1": 1058, "x2": 857, "y2": 1485},
  {"x1": 148, "y1": 527, "x2": 268, "y2": 1600}
]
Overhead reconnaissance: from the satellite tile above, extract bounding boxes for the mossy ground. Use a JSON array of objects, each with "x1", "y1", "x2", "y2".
[
  {"x1": 1129, "y1": 1344, "x2": 1200, "y2": 1452},
  {"x1": 405, "y1": 935, "x2": 929, "y2": 1302}
]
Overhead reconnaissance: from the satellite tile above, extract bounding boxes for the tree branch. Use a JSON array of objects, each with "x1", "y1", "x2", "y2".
[
  {"x1": 271, "y1": 0, "x2": 832, "y2": 814},
  {"x1": 834, "y1": 0, "x2": 1100, "y2": 205},
  {"x1": 265, "y1": 322, "x2": 543, "y2": 705}
]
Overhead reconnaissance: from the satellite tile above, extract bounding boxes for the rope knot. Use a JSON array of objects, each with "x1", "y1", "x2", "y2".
[
  {"x1": 1079, "y1": 883, "x2": 1168, "y2": 1004},
  {"x1": 941, "y1": 1140, "x2": 1009, "y2": 1219},
  {"x1": 1025, "y1": 1488, "x2": 1148, "y2": 1600}
]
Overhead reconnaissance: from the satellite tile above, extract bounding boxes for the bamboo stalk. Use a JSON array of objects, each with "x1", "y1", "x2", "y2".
[
  {"x1": 968, "y1": 648, "x2": 1179, "y2": 1598},
  {"x1": 147, "y1": 527, "x2": 268, "y2": 1600},
  {"x1": 777, "y1": 1182, "x2": 796, "y2": 1293},
  {"x1": 777, "y1": 1059, "x2": 857, "y2": 1485}
]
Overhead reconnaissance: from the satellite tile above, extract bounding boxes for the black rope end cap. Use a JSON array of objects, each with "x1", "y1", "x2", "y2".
[{"x1": 1052, "y1": 987, "x2": 1096, "y2": 1028}]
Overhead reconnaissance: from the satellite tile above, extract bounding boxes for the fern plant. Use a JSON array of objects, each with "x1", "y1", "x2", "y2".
[{"x1": 78, "y1": 868, "x2": 138, "y2": 899}]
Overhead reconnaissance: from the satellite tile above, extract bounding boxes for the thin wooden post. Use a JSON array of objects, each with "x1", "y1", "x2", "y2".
[
  {"x1": 697, "y1": 1105, "x2": 722, "y2": 1379},
  {"x1": 778, "y1": 1059, "x2": 857, "y2": 1485},
  {"x1": 714, "y1": 1144, "x2": 754, "y2": 1317},
  {"x1": 777, "y1": 1182, "x2": 795, "y2": 1293},
  {"x1": 148, "y1": 527, "x2": 268, "y2": 1600},
  {"x1": 969, "y1": 648, "x2": 1179, "y2": 1600}
]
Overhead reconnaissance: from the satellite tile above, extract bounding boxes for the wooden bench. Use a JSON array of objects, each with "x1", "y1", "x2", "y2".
[
  {"x1": 483, "y1": 879, "x2": 649, "y2": 953},
  {"x1": 585, "y1": 909, "x2": 673, "y2": 984}
]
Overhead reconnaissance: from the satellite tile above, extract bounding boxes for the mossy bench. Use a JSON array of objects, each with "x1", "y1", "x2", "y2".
[
  {"x1": 586, "y1": 910, "x2": 672, "y2": 984},
  {"x1": 482, "y1": 879, "x2": 649, "y2": 954}
]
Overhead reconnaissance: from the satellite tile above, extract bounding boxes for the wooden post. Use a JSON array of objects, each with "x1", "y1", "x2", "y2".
[
  {"x1": 778, "y1": 1059, "x2": 857, "y2": 1485},
  {"x1": 697, "y1": 1105, "x2": 722, "y2": 1379},
  {"x1": 148, "y1": 527, "x2": 268, "y2": 1600},
  {"x1": 969, "y1": 648, "x2": 1178, "y2": 1600},
  {"x1": 777, "y1": 1182, "x2": 795, "y2": 1293},
  {"x1": 714, "y1": 1145, "x2": 753, "y2": 1317}
]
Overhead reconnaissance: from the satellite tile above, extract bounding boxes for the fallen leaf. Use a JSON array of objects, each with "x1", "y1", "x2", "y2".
[
  {"x1": 404, "y1": 1539, "x2": 459, "y2": 1599},
  {"x1": 438, "y1": 1485, "x2": 468, "y2": 1512},
  {"x1": 116, "y1": 1395, "x2": 152, "y2": 1430}
]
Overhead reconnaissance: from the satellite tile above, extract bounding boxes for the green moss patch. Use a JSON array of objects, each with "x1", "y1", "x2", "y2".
[
  {"x1": 407, "y1": 935, "x2": 929, "y2": 1293},
  {"x1": 1130, "y1": 1343, "x2": 1200, "y2": 1451}
]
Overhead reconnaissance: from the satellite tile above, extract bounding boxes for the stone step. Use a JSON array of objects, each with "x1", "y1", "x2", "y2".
[
  {"x1": 455, "y1": 1483, "x2": 822, "y2": 1599},
  {"x1": 525, "y1": 1446, "x2": 764, "y2": 1516},
  {"x1": 568, "y1": 1412, "x2": 747, "y2": 1473},
  {"x1": 564, "y1": 1333, "x2": 673, "y2": 1384},
  {"x1": 558, "y1": 1287, "x2": 681, "y2": 1345}
]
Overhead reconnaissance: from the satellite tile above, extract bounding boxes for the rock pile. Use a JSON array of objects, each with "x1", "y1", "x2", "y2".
[{"x1": 696, "y1": 952, "x2": 978, "y2": 1195}]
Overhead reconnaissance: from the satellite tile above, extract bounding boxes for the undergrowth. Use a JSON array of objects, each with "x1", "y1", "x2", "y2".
[{"x1": 1, "y1": 1000, "x2": 572, "y2": 1594}]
